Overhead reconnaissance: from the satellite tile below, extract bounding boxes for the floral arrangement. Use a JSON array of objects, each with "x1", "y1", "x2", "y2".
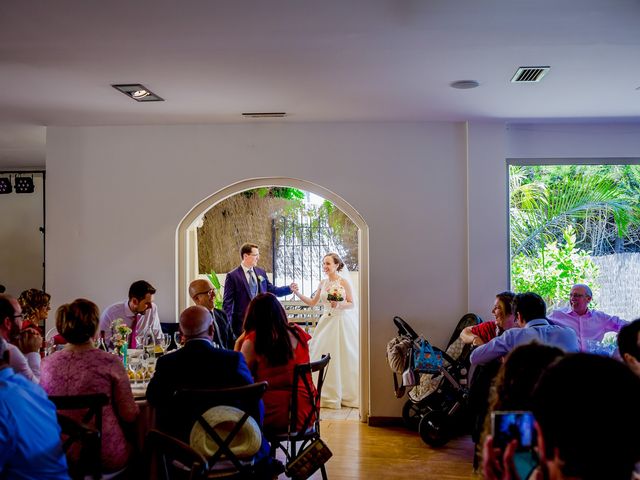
[
  {"x1": 110, "y1": 318, "x2": 131, "y2": 351},
  {"x1": 257, "y1": 275, "x2": 265, "y2": 282},
  {"x1": 327, "y1": 285, "x2": 345, "y2": 302}
]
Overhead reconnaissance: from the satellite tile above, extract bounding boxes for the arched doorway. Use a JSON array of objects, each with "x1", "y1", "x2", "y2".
[{"x1": 176, "y1": 177, "x2": 370, "y2": 421}]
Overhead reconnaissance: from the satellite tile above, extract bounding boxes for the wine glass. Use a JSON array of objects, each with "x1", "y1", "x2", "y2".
[
  {"x1": 173, "y1": 331, "x2": 183, "y2": 349},
  {"x1": 128, "y1": 356, "x2": 143, "y2": 385},
  {"x1": 159, "y1": 333, "x2": 171, "y2": 353}
]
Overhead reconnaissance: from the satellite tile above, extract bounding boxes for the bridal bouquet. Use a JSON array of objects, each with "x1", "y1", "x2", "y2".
[
  {"x1": 327, "y1": 285, "x2": 345, "y2": 302},
  {"x1": 110, "y1": 318, "x2": 131, "y2": 352}
]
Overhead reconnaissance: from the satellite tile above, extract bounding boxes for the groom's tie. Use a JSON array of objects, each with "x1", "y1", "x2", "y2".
[{"x1": 248, "y1": 269, "x2": 258, "y2": 298}]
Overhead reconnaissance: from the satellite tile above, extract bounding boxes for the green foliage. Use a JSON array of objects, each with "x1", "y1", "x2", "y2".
[
  {"x1": 207, "y1": 271, "x2": 224, "y2": 309},
  {"x1": 245, "y1": 187, "x2": 305, "y2": 201},
  {"x1": 510, "y1": 167, "x2": 636, "y2": 257},
  {"x1": 511, "y1": 227, "x2": 599, "y2": 309}
]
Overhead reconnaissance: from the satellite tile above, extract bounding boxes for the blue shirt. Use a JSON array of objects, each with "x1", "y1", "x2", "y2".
[
  {"x1": 0, "y1": 367, "x2": 69, "y2": 480},
  {"x1": 470, "y1": 319, "x2": 579, "y2": 366}
]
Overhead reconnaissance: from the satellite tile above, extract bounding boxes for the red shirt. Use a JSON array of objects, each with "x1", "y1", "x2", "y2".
[{"x1": 470, "y1": 320, "x2": 500, "y2": 343}]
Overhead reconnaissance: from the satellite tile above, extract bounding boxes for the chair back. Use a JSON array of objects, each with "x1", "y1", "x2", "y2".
[
  {"x1": 49, "y1": 393, "x2": 109, "y2": 480},
  {"x1": 143, "y1": 429, "x2": 208, "y2": 480},
  {"x1": 172, "y1": 382, "x2": 268, "y2": 475},
  {"x1": 290, "y1": 354, "x2": 331, "y2": 436}
]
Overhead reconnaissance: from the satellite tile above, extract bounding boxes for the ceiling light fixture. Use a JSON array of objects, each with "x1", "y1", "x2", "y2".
[
  {"x1": 112, "y1": 84, "x2": 164, "y2": 102},
  {"x1": 14, "y1": 175, "x2": 35, "y2": 194},
  {"x1": 450, "y1": 80, "x2": 480, "y2": 90},
  {"x1": 0, "y1": 177, "x2": 12, "y2": 194},
  {"x1": 241, "y1": 112, "x2": 287, "y2": 118}
]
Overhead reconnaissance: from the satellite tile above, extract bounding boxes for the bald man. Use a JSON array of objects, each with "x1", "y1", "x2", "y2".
[
  {"x1": 146, "y1": 306, "x2": 260, "y2": 440},
  {"x1": 188, "y1": 279, "x2": 235, "y2": 349}
]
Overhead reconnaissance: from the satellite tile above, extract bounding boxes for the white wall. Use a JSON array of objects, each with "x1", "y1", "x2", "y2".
[
  {"x1": 0, "y1": 174, "x2": 44, "y2": 296},
  {"x1": 46, "y1": 122, "x2": 468, "y2": 417}
]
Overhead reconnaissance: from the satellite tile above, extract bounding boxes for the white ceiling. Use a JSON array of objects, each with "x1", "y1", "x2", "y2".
[{"x1": 1, "y1": 0, "x2": 640, "y2": 166}]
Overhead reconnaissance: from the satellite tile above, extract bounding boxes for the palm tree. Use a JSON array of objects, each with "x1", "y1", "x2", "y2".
[{"x1": 509, "y1": 167, "x2": 637, "y2": 259}]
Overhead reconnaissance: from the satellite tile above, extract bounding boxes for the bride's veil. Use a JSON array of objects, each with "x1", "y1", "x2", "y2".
[{"x1": 340, "y1": 260, "x2": 359, "y2": 327}]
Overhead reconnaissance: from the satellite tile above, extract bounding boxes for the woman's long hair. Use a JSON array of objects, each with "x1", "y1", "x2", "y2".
[{"x1": 243, "y1": 293, "x2": 301, "y2": 366}]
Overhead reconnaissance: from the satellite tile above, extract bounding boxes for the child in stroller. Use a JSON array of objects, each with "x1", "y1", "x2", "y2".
[{"x1": 386, "y1": 314, "x2": 481, "y2": 447}]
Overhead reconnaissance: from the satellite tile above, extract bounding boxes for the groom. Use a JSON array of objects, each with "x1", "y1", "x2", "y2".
[{"x1": 223, "y1": 242, "x2": 297, "y2": 336}]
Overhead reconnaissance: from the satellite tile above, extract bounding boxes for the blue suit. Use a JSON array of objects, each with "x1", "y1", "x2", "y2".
[{"x1": 223, "y1": 266, "x2": 292, "y2": 336}]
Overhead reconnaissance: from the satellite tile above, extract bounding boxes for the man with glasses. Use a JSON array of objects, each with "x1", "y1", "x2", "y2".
[
  {"x1": 223, "y1": 243, "x2": 297, "y2": 336},
  {"x1": 548, "y1": 283, "x2": 628, "y2": 352},
  {"x1": 0, "y1": 294, "x2": 41, "y2": 382},
  {"x1": 189, "y1": 278, "x2": 235, "y2": 349}
]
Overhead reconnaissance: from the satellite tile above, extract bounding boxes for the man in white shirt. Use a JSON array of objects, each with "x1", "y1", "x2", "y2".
[
  {"x1": 0, "y1": 294, "x2": 41, "y2": 382},
  {"x1": 99, "y1": 280, "x2": 162, "y2": 348}
]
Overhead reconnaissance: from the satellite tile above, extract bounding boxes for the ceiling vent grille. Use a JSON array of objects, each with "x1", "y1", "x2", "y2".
[
  {"x1": 511, "y1": 66, "x2": 550, "y2": 83},
  {"x1": 242, "y1": 112, "x2": 287, "y2": 118}
]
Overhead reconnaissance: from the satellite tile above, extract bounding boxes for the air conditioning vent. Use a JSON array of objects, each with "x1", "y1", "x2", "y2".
[
  {"x1": 511, "y1": 66, "x2": 550, "y2": 83},
  {"x1": 241, "y1": 112, "x2": 287, "y2": 118}
]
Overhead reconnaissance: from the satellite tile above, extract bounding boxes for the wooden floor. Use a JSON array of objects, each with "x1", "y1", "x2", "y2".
[{"x1": 276, "y1": 419, "x2": 479, "y2": 479}]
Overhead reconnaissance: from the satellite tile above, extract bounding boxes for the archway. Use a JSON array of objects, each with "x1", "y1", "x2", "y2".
[{"x1": 176, "y1": 177, "x2": 370, "y2": 421}]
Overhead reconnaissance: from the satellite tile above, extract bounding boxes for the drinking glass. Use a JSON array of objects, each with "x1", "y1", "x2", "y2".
[
  {"x1": 129, "y1": 357, "x2": 143, "y2": 385},
  {"x1": 173, "y1": 331, "x2": 183, "y2": 349},
  {"x1": 159, "y1": 333, "x2": 171, "y2": 353}
]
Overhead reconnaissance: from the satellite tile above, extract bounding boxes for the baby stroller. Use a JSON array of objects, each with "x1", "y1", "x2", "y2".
[{"x1": 387, "y1": 314, "x2": 481, "y2": 447}]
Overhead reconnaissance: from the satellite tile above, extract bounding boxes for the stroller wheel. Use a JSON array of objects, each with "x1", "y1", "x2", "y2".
[
  {"x1": 418, "y1": 410, "x2": 450, "y2": 447},
  {"x1": 401, "y1": 400, "x2": 424, "y2": 431}
]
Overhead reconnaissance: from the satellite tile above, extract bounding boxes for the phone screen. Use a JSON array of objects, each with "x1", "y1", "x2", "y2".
[
  {"x1": 491, "y1": 410, "x2": 536, "y2": 451},
  {"x1": 491, "y1": 411, "x2": 538, "y2": 480}
]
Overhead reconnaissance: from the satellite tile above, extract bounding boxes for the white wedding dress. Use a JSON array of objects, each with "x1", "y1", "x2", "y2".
[{"x1": 309, "y1": 278, "x2": 359, "y2": 409}]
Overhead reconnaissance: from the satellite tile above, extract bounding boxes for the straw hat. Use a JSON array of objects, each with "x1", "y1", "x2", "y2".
[{"x1": 189, "y1": 405, "x2": 262, "y2": 459}]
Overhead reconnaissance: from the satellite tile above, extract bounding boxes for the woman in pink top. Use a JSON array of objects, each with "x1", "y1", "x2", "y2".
[{"x1": 40, "y1": 299, "x2": 139, "y2": 473}]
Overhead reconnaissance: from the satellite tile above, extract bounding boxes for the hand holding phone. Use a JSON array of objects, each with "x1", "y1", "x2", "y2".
[{"x1": 489, "y1": 411, "x2": 538, "y2": 479}]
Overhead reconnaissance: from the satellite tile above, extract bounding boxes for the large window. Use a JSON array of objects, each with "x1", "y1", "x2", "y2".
[{"x1": 509, "y1": 163, "x2": 640, "y2": 317}]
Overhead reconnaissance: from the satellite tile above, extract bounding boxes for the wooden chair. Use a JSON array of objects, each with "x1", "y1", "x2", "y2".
[
  {"x1": 267, "y1": 354, "x2": 331, "y2": 480},
  {"x1": 173, "y1": 381, "x2": 270, "y2": 478},
  {"x1": 49, "y1": 393, "x2": 109, "y2": 480},
  {"x1": 142, "y1": 429, "x2": 208, "y2": 480}
]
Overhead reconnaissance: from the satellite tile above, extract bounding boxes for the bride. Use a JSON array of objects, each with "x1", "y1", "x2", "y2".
[{"x1": 292, "y1": 252, "x2": 359, "y2": 409}]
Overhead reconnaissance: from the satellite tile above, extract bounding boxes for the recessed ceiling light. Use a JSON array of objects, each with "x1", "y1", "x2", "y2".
[
  {"x1": 112, "y1": 84, "x2": 164, "y2": 102},
  {"x1": 241, "y1": 112, "x2": 287, "y2": 118},
  {"x1": 450, "y1": 80, "x2": 480, "y2": 89}
]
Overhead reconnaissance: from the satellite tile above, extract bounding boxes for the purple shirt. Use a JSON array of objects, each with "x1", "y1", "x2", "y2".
[{"x1": 547, "y1": 307, "x2": 627, "y2": 352}]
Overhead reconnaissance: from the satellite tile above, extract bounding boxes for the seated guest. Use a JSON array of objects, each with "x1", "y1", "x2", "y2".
[
  {"x1": 99, "y1": 280, "x2": 162, "y2": 348},
  {"x1": 548, "y1": 283, "x2": 627, "y2": 351},
  {"x1": 188, "y1": 278, "x2": 235, "y2": 349},
  {"x1": 147, "y1": 305, "x2": 263, "y2": 439},
  {"x1": 484, "y1": 354, "x2": 640, "y2": 480},
  {"x1": 238, "y1": 293, "x2": 316, "y2": 434},
  {"x1": 618, "y1": 318, "x2": 640, "y2": 377},
  {"x1": 0, "y1": 337, "x2": 70, "y2": 479},
  {"x1": 0, "y1": 294, "x2": 41, "y2": 382},
  {"x1": 40, "y1": 299, "x2": 139, "y2": 473},
  {"x1": 471, "y1": 292, "x2": 578, "y2": 367},
  {"x1": 461, "y1": 291, "x2": 516, "y2": 347},
  {"x1": 478, "y1": 343, "x2": 564, "y2": 465},
  {"x1": 18, "y1": 288, "x2": 51, "y2": 331}
]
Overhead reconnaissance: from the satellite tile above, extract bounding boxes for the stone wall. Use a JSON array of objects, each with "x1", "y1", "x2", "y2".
[{"x1": 592, "y1": 253, "x2": 640, "y2": 320}]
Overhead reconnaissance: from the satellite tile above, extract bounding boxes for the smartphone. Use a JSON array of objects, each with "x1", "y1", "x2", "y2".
[
  {"x1": 491, "y1": 410, "x2": 535, "y2": 451},
  {"x1": 491, "y1": 411, "x2": 538, "y2": 479}
]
